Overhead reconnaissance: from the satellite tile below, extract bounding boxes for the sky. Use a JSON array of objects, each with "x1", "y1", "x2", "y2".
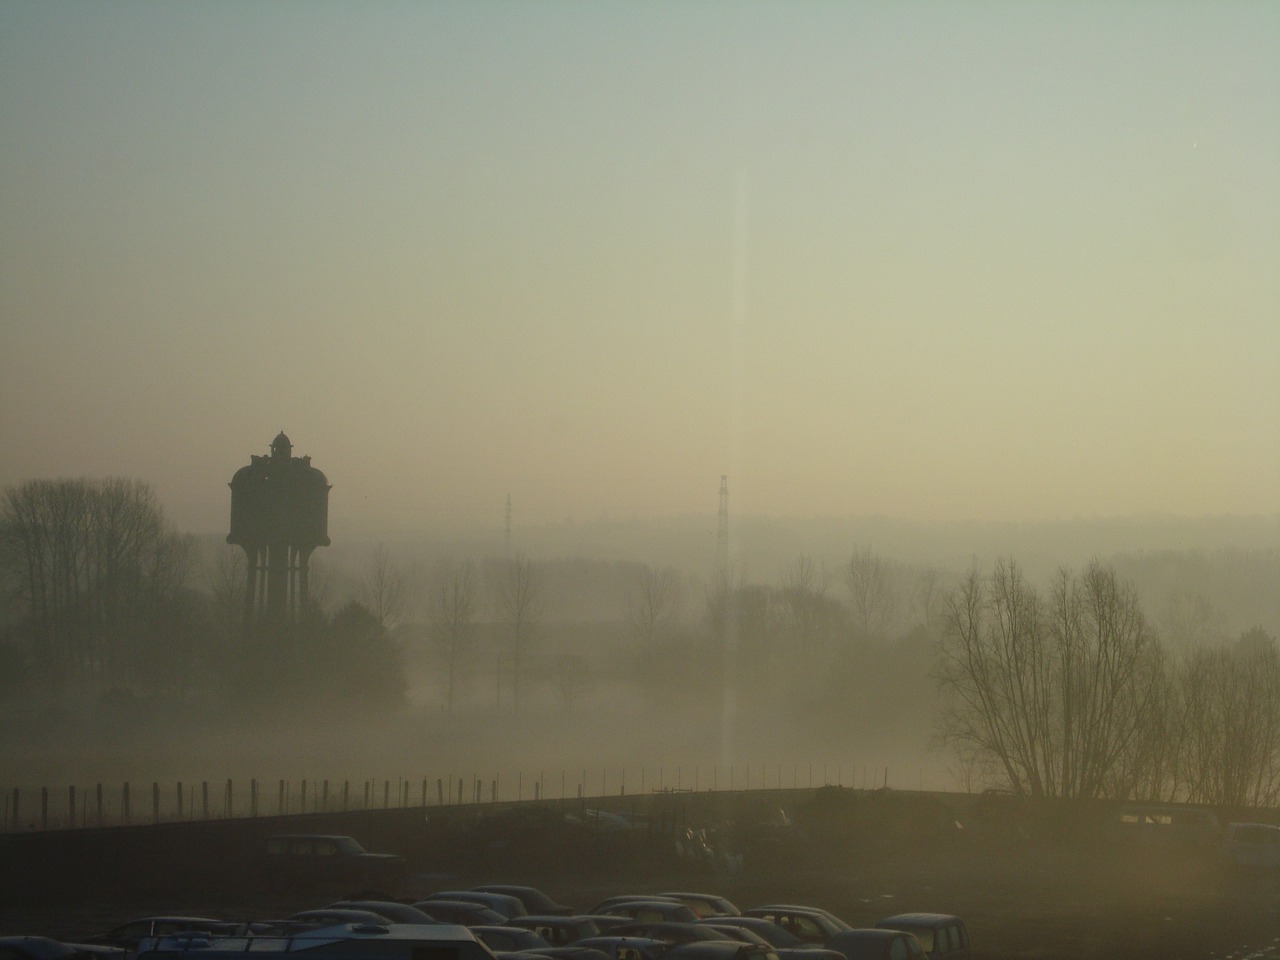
[{"x1": 2, "y1": 1, "x2": 1277, "y2": 537}]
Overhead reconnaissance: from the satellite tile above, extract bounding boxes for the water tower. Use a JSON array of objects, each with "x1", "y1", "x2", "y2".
[{"x1": 227, "y1": 431, "x2": 331, "y2": 631}]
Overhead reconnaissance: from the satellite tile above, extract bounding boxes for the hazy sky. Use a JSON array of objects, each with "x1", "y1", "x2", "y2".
[{"x1": 2, "y1": 2, "x2": 1277, "y2": 536}]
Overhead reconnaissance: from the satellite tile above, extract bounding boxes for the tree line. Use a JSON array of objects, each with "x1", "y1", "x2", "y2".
[{"x1": 3, "y1": 476, "x2": 1278, "y2": 807}]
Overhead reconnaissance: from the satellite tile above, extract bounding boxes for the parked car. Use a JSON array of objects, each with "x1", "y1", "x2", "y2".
[
  {"x1": 652, "y1": 942, "x2": 779, "y2": 960},
  {"x1": 740, "y1": 907, "x2": 851, "y2": 945},
  {"x1": 656, "y1": 894, "x2": 741, "y2": 918},
  {"x1": 605, "y1": 923, "x2": 725, "y2": 946},
  {"x1": 0, "y1": 938, "x2": 125, "y2": 960},
  {"x1": 692, "y1": 927, "x2": 771, "y2": 946},
  {"x1": 426, "y1": 890, "x2": 528, "y2": 919},
  {"x1": 413, "y1": 899, "x2": 509, "y2": 926},
  {"x1": 569, "y1": 937, "x2": 671, "y2": 960},
  {"x1": 693, "y1": 919, "x2": 801, "y2": 950},
  {"x1": 515, "y1": 948, "x2": 611, "y2": 960},
  {"x1": 597, "y1": 902, "x2": 699, "y2": 924},
  {"x1": 287, "y1": 908, "x2": 399, "y2": 927},
  {"x1": 327, "y1": 900, "x2": 439, "y2": 923},
  {"x1": 1221, "y1": 822, "x2": 1280, "y2": 871},
  {"x1": 85, "y1": 919, "x2": 240, "y2": 951},
  {"x1": 825, "y1": 930, "x2": 926, "y2": 960},
  {"x1": 507, "y1": 916, "x2": 605, "y2": 946},
  {"x1": 262, "y1": 834, "x2": 406, "y2": 893},
  {"x1": 591, "y1": 896, "x2": 687, "y2": 916},
  {"x1": 471, "y1": 927, "x2": 554, "y2": 954},
  {"x1": 473, "y1": 885, "x2": 576, "y2": 916},
  {"x1": 136, "y1": 923, "x2": 493, "y2": 960},
  {"x1": 873, "y1": 915, "x2": 968, "y2": 960}
]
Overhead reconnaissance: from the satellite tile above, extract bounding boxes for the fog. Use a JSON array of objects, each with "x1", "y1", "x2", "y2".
[
  {"x1": 3, "y1": 509, "x2": 1275, "y2": 801},
  {"x1": 1, "y1": 3, "x2": 1277, "y2": 823}
]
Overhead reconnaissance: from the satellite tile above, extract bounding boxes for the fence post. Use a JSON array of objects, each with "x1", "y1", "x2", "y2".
[
  {"x1": 421, "y1": 778, "x2": 427, "y2": 808},
  {"x1": 383, "y1": 780, "x2": 390, "y2": 808},
  {"x1": 437, "y1": 779, "x2": 444, "y2": 806},
  {"x1": 343, "y1": 780, "x2": 349, "y2": 812},
  {"x1": 177, "y1": 782, "x2": 184, "y2": 820},
  {"x1": 41, "y1": 787, "x2": 48, "y2": 830},
  {"x1": 278, "y1": 780, "x2": 285, "y2": 815},
  {"x1": 225, "y1": 779, "x2": 233, "y2": 817},
  {"x1": 68, "y1": 785, "x2": 75, "y2": 828},
  {"x1": 204, "y1": 781, "x2": 210, "y2": 819},
  {"x1": 96, "y1": 783, "x2": 103, "y2": 827},
  {"x1": 152, "y1": 782, "x2": 160, "y2": 824},
  {"x1": 122, "y1": 782, "x2": 130, "y2": 825},
  {"x1": 323, "y1": 780, "x2": 329, "y2": 812},
  {"x1": 11, "y1": 787, "x2": 18, "y2": 830},
  {"x1": 301, "y1": 780, "x2": 307, "y2": 813},
  {"x1": 251, "y1": 778, "x2": 259, "y2": 817}
]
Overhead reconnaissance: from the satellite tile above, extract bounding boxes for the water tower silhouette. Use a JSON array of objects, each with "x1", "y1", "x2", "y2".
[{"x1": 227, "y1": 431, "x2": 330, "y2": 631}]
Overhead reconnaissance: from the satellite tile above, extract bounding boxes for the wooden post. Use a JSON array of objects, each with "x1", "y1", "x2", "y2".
[
  {"x1": 437, "y1": 778, "x2": 444, "y2": 806},
  {"x1": 301, "y1": 780, "x2": 307, "y2": 812},
  {"x1": 225, "y1": 778, "x2": 233, "y2": 817},
  {"x1": 383, "y1": 780, "x2": 389, "y2": 808}
]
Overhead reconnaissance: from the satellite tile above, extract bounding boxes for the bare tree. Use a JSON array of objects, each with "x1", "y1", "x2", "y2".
[
  {"x1": 0, "y1": 477, "x2": 185, "y2": 688},
  {"x1": 774, "y1": 555, "x2": 848, "y2": 668},
  {"x1": 626, "y1": 563, "x2": 682, "y2": 659},
  {"x1": 1175, "y1": 629, "x2": 1280, "y2": 806},
  {"x1": 492, "y1": 552, "x2": 546, "y2": 713},
  {"x1": 936, "y1": 559, "x2": 1165, "y2": 799},
  {"x1": 430, "y1": 558, "x2": 477, "y2": 712},
  {"x1": 845, "y1": 547, "x2": 898, "y2": 641},
  {"x1": 362, "y1": 543, "x2": 403, "y2": 630}
]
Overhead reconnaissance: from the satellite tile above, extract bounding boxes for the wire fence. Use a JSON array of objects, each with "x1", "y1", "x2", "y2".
[{"x1": 3, "y1": 761, "x2": 905, "y2": 832}]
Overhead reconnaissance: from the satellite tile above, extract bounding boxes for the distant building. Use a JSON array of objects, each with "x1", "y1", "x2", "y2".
[{"x1": 227, "y1": 431, "x2": 330, "y2": 631}]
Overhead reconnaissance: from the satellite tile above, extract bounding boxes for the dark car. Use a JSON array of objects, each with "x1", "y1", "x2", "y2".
[
  {"x1": 262, "y1": 834, "x2": 406, "y2": 894},
  {"x1": 85, "y1": 919, "x2": 240, "y2": 951},
  {"x1": 414, "y1": 899, "x2": 509, "y2": 926},
  {"x1": 570, "y1": 937, "x2": 671, "y2": 960},
  {"x1": 740, "y1": 907, "x2": 851, "y2": 945},
  {"x1": 693, "y1": 919, "x2": 801, "y2": 950},
  {"x1": 653, "y1": 943, "x2": 779, "y2": 960},
  {"x1": 597, "y1": 902, "x2": 699, "y2": 924},
  {"x1": 470, "y1": 927, "x2": 554, "y2": 954},
  {"x1": 427, "y1": 891, "x2": 528, "y2": 920},
  {"x1": 873, "y1": 916, "x2": 968, "y2": 960},
  {"x1": 473, "y1": 885, "x2": 576, "y2": 917},
  {"x1": 0, "y1": 939, "x2": 125, "y2": 960},
  {"x1": 656, "y1": 894, "x2": 741, "y2": 919},
  {"x1": 606, "y1": 924, "x2": 724, "y2": 946},
  {"x1": 288, "y1": 908, "x2": 399, "y2": 927},
  {"x1": 508, "y1": 916, "x2": 605, "y2": 946},
  {"x1": 327, "y1": 900, "x2": 439, "y2": 923},
  {"x1": 514, "y1": 949, "x2": 611, "y2": 960},
  {"x1": 826, "y1": 930, "x2": 925, "y2": 960}
]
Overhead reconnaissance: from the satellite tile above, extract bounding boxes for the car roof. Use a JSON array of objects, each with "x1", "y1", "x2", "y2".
[{"x1": 876, "y1": 914, "x2": 962, "y2": 926}]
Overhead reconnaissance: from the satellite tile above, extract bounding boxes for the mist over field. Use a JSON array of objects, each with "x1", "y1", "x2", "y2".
[{"x1": 3, "y1": 511, "x2": 1275, "y2": 799}]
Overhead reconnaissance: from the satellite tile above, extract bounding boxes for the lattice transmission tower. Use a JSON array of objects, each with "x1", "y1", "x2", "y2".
[{"x1": 716, "y1": 475, "x2": 729, "y2": 584}]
